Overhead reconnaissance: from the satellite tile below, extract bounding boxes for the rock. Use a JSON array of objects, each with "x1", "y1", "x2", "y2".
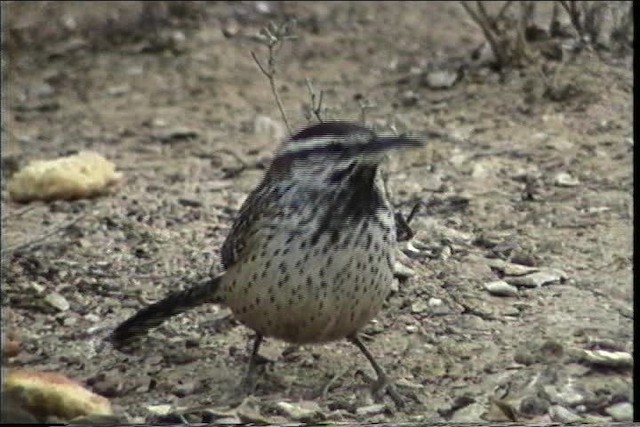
[
  {"x1": 159, "y1": 128, "x2": 199, "y2": 144},
  {"x1": 519, "y1": 395, "x2": 549, "y2": 416},
  {"x1": 542, "y1": 384, "x2": 585, "y2": 407},
  {"x1": 413, "y1": 222, "x2": 474, "y2": 246},
  {"x1": 506, "y1": 270, "x2": 565, "y2": 288},
  {"x1": 405, "y1": 325, "x2": 418, "y2": 334},
  {"x1": 236, "y1": 397, "x2": 273, "y2": 425},
  {"x1": 5, "y1": 370, "x2": 113, "y2": 421},
  {"x1": 44, "y1": 293, "x2": 70, "y2": 312},
  {"x1": 88, "y1": 375, "x2": 123, "y2": 398},
  {"x1": 355, "y1": 403, "x2": 387, "y2": 416},
  {"x1": 428, "y1": 297, "x2": 443, "y2": 307},
  {"x1": 146, "y1": 404, "x2": 173, "y2": 416},
  {"x1": 484, "y1": 280, "x2": 519, "y2": 297},
  {"x1": 581, "y1": 350, "x2": 633, "y2": 369},
  {"x1": 401, "y1": 240, "x2": 423, "y2": 256},
  {"x1": 411, "y1": 301, "x2": 429, "y2": 314},
  {"x1": 275, "y1": 401, "x2": 323, "y2": 422},
  {"x1": 485, "y1": 398, "x2": 517, "y2": 422},
  {"x1": 471, "y1": 163, "x2": 489, "y2": 179},
  {"x1": 62, "y1": 317, "x2": 76, "y2": 326},
  {"x1": 605, "y1": 402, "x2": 633, "y2": 422},
  {"x1": 544, "y1": 138, "x2": 575, "y2": 151},
  {"x1": 439, "y1": 245, "x2": 452, "y2": 260},
  {"x1": 471, "y1": 41, "x2": 496, "y2": 66},
  {"x1": 30, "y1": 83, "x2": 55, "y2": 98},
  {"x1": 549, "y1": 405, "x2": 581, "y2": 423},
  {"x1": 216, "y1": 417, "x2": 242, "y2": 426},
  {"x1": 4, "y1": 337, "x2": 21, "y2": 359},
  {"x1": 31, "y1": 282, "x2": 46, "y2": 294},
  {"x1": 9, "y1": 151, "x2": 122, "y2": 202},
  {"x1": 69, "y1": 414, "x2": 127, "y2": 425},
  {"x1": 170, "y1": 30, "x2": 186, "y2": 48},
  {"x1": 106, "y1": 85, "x2": 130, "y2": 97},
  {"x1": 255, "y1": 1, "x2": 272, "y2": 14},
  {"x1": 450, "y1": 402, "x2": 485, "y2": 422},
  {"x1": 254, "y1": 115, "x2": 286, "y2": 143},
  {"x1": 538, "y1": 340, "x2": 564, "y2": 361},
  {"x1": 214, "y1": 417, "x2": 242, "y2": 424},
  {"x1": 513, "y1": 350, "x2": 535, "y2": 366},
  {"x1": 487, "y1": 259, "x2": 539, "y2": 276},
  {"x1": 424, "y1": 69, "x2": 460, "y2": 89},
  {"x1": 325, "y1": 409, "x2": 349, "y2": 421},
  {"x1": 389, "y1": 279, "x2": 400, "y2": 293},
  {"x1": 172, "y1": 381, "x2": 197, "y2": 398},
  {"x1": 393, "y1": 261, "x2": 415, "y2": 279},
  {"x1": 84, "y1": 314, "x2": 100, "y2": 323},
  {"x1": 554, "y1": 172, "x2": 580, "y2": 187},
  {"x1": 400, "y1": 90, "x2": 419, "y2": 107}
]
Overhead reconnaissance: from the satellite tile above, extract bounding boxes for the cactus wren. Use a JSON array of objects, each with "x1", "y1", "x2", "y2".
[{"x1": 110, "y1": 121, "x2": 423, "y2": 406}]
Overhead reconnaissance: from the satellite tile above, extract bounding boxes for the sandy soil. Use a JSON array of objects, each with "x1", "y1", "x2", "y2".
[{"x1": 2, "y1": 1, "x2": 633, "y2": 424}]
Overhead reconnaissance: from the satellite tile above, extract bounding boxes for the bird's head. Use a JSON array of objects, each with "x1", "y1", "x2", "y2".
[{"x1": 267, "y1": 121, "x2": 424, "y2": 189}]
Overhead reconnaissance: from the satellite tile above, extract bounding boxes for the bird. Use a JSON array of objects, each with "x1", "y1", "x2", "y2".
[{"x1": 109, "y1": 121, "x2": 423, "y2": 406}]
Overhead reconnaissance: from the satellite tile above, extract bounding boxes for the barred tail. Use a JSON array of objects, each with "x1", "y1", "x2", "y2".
[{"x1": 109, "y1": 275, "x2": 224, "y2": 348}]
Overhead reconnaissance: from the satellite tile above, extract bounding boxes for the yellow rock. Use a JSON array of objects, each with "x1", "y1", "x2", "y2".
[
  {"x1": 4, "y1": 369, "x2": 113, "y2": 422},
  {"x1": 8, "y1": 151, "x2": 122, "y2": 203}
]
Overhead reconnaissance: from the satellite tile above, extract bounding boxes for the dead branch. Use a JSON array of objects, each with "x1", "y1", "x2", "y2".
[
  {"x1": 1, "y1": 204, "x2": 41, "y2": 223},
  {"x1": 304, "y1": 78, "x2": 325, "y2": 123},
  {"x1": 2, "y1": 213, "x2": 87, "y2": 258},
  {"x1": 250, "y1": 20, "x2": 297, "y2": 136}
]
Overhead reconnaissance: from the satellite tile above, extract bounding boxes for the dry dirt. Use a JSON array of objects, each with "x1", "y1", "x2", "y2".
[{"x1": 2, "y1": 1, "x2": 633, "y2": 424}]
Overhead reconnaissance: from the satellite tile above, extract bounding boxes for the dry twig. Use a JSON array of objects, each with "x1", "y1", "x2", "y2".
[
  {"x1": 358, "y1": 99, "x2": 376, "y2": 124},
  {"x1": 250, "y1": 20, "x2": 297, "y2": 136},
  {"x1": 2, "y1": 213, "x2": 87, "y2": 258},
  {"x1": 304, "y1": 78, "x2": 325, "y2": 123}
]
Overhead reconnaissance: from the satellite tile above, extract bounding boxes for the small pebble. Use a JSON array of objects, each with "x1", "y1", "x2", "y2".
[
  {"x1": 519, "y1": 395, "x2": 549, "y2": 416},
  {"x1": 507, "y1": 270, "x2": 565, "y2": 288},
  {"x1": 605, "y1": 402, "x2": 633, "y2": 422},
  {"x1": 172, "y1": 381, "x2": 196, "y2": 398},
  {"x1": 549, "y1": 405, "x2": 581, "y2": 423},
  {"x1": 254, "y1": 115, "x2": 286, "y2": 142},
  {"x1": 30, "y1": 282, "x2": 46, "y2": 294},
  {"x1": 428, "y1": 297, "x2": 442, "y2": 307},
  {"x1": 146, "y1": 404, "x2": 173, "y2": 416},
  {"x1": 355, "y1": 403, "x2": 387, "y2": 416},
  {"x1": 275, "y1": 401, "x2": 323, "y2": 422},
  {"x1": 44, "y1": 292, "x2": 70, "y2": 311},
  {"x1": 411, "y1": 301, "x2": 429, "y2": 314},
  {"x1": 160, "y1": 128, "x2": 199, "y2": 143},
  {"x1": 215, "y1": 417, "x2": 242, "y2": 424},
  {"x1": 106, "y1": 85, "x2": 130, "y2": 97},
  {"x1": 554, "y1": 172, "x2": 580, "y2": 187},
  {"x1": 424, "y1": 69, "x2": 459, "y2": 89},
  {"x1": 484, "y1": 280, "x2": 519, "y2": 297},
  {"x1": 581, "y1": 350, "x2": 633, "y2": 368},
  {"x1": 84, "y1": 313, "x2": 100, "y2": 322},
  {"x1": 393, "y1": 261, "x2": 415, "y2": 279},
  {"x1": 543, "y1": 384, "x2": 585, "y2": 406}
]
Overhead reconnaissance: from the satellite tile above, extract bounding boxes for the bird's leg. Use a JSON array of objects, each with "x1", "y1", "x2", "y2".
[
  {"x1": 348, "y1": 335, "x2": 405, "y2": 408},
  {"x1": 239, "y1": 334, "x2": 264, "y2": 394}
]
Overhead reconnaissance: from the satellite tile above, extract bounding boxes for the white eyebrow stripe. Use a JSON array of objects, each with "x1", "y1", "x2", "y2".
[
  {"x1": 278, "y1": 137, "x2": 339, "y2": 155},
  {"x1": 279, "y1": 135, "x2": 370, "y2": 156}
]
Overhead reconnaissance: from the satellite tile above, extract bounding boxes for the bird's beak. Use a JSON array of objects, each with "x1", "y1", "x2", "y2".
[{"x1": 364, "y1": 134, "x2": 425, "y2": 154}]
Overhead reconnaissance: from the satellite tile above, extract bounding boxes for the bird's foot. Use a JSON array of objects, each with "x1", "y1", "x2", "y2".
[
  {"x1": 356, "y1": 369, "x2": 406, "y2": 409},
  {"x1": 228, "y1": 352, "x2": 273, "y2": 403},
  {"x1": 372, "y1": 373, "x2": 406, "y2": 409}
]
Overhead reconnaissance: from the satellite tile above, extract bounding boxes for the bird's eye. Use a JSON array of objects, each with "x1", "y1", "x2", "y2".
[{"x1": 323, "y1": 142, "x2": 345, "y2": 154}]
